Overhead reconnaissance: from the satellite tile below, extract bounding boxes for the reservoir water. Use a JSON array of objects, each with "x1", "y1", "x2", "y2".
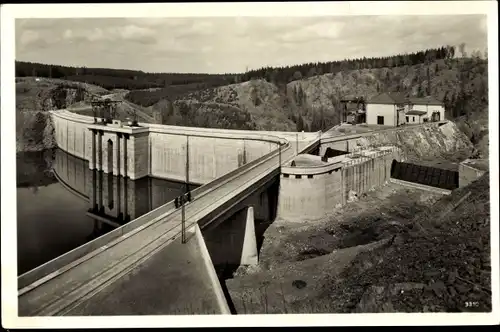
[
  {"x1": 16, "y1": 148, "x2": 192, "y2": 275},
  {"x1": 16, "y1": 148, "x2": 275, "y2": 284}
]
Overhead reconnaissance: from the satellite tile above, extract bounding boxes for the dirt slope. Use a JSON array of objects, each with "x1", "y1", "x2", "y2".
[{"x1": 226, "y1": 172, "x2": 490, "y2": 313}]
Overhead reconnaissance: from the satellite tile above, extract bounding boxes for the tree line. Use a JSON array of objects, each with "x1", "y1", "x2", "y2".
[
  {"x1": 16, "y1": 45, "x2": 465, "y2": 91},
  {"x1": 240, "y1": 45, "x2": 461, "y2": 84},
  {"x1": 15, "y1": 61, "x2": 236, "y2": 90}
]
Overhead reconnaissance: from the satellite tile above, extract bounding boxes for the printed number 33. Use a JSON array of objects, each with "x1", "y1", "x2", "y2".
[{"x1": 465, "y1": 301, "x2": 479, "y2": 307}]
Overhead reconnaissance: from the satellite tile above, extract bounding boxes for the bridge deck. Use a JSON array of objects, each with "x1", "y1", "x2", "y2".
[
  {"x1": 63, "y1": 235, "x2": 221, "y2": 315},
  {"x1": 19, "y1": 140, "x2": 316, "y2": 316}
]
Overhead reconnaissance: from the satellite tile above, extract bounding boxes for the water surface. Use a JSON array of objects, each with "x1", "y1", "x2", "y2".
[{"x1": 16, "y1": 149, "x2": 192, "y2": 275}]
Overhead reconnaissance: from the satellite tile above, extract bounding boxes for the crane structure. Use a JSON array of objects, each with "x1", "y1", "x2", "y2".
[{"x1": 90, "y1": 98, "x2": 127, "y2": 125}]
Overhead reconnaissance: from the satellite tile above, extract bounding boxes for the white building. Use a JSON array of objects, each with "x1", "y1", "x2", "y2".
[
  {"x1": 366, "y1": 93, "x2": 407, "y2": 126},
  {"x1": 366, "y1": 93, "x2": 445, "y2": 126},
  {"x1": 405, "y1": 97, "x2": 446, "y2": 123}
]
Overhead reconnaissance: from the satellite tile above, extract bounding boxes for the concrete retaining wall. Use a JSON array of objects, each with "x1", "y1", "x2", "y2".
[
  {"x1": 277, "y1": 166, "x2": 343, "y2": 221},
  {"x1": 389, "y1": 178, "x2": 452, "y2": 195},
  {"x1": 193, "y1": 224, "x2": 231, "y2": 314},
  {"x1": 277, "y1": 147, "x2": 402, "y2": 222},
  {"x1": 459, "y1": 159, "x2": 488, "y2": 188}
]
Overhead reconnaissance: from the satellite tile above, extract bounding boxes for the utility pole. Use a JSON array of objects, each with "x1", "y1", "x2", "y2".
[
  {"x1": 186, "y1": 135, "x2": 190, "y2": 192},
  {"x1": 296, "y1": 133, "x2": 299, "y2": 154},
  {"x1": 181, "y1": 135, "x2": 190, "y2": 244},
  {"x1": 181, "y1": 193, "x2": 186, "y2": 243},
  {"x1": 278, "y1": 141, "x2": 282, "y2": 168}
]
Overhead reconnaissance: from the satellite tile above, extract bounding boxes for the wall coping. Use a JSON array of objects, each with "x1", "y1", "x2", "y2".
[
  {"x1": 282, "y1": 146, "x2": 397, "y2": 176},
  {"x1": 52, "y1": 109, "x2": 315, "y2": 146},
  {"x1": 282, "y1": 160, "x2": 344, "y2": 175},
  {"x1": 87, "y1": 123, "x2": 150, "y2": 135}
]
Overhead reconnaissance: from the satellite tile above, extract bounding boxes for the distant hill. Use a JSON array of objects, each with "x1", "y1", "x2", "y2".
[
  {"x1": 15, "y1": 60, "x2": 236, "y2": 91},
  {"x1": 16, "y1": 45, "x2": 488, "y2": 156},
  {"x1": 146, "y1": 57, "x2": 487, "y2": 157}
]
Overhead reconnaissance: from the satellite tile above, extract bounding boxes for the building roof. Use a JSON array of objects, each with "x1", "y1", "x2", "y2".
[
  {"x1": 367, "y1": 92, "x2": 407, "y2": 105},
  {"x1": 406, "y1": 110, "x2": 427, "y2": 116},
  {"x1": 408, "y1": 96, "x2": 443, "y2": 106}
]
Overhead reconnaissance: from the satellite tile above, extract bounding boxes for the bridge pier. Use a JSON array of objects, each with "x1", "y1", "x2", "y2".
[{"x1": 241, "y1": 206, "x2": 258, "y2": 266}]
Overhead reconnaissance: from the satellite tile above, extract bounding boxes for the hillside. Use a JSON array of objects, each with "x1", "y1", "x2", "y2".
[
  {"x1": 16, "y1": 60, "x2": 236, "y2": 91},
  {"x1": 15, "y1": 78, "x2": 156, "y2": 152},
  {"x1": 142, "y1": 57, "x2": 487, "y2": 156},
  {"x1": 15, "y1": 77, "x2": 110, "y2": 152},
  {"x1": 226, "y1": 172, "x2": 490, "y2": 313},
  {"x1": 15, "y1": 48, "x2": 489, "y2": 156}
]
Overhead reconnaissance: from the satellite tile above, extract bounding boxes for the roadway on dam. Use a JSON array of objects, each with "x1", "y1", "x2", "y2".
[{"x1": 18, "y1": 139, "x2": 315, "y2": 316}]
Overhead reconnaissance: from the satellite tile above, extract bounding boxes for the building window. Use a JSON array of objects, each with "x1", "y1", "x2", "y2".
[
  {"x1": 283, "y1": 174, "x2": 289, "y2": 178},
  {"x1": 412, "y1": 117, "x2": 415, "y2": 122},
  {"x1": 377, "y1": 116, "x2": 384, "y2": 125},
  {"x1": 307, "y1": 174, "x2": 313, "y2": 179},
  {"x1": 295, "y1": 175, "x2": 302, "y2": 179},
  {"x1": 406, "y1": 116, "x2": 409, "y2": 122}
]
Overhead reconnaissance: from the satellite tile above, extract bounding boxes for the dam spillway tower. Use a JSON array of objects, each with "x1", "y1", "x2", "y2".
[{"x1": 88, "y1": 99, "x2": 149, "y2": 180}]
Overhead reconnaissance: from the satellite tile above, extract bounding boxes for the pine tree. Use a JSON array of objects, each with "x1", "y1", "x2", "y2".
[
  {"x1": 296, "y1": 115, "x2": 304, "y2": 131},
  {"x1": 417, "y1": 83, "x2": 424, "y2": 97},
  {"x1": 426, "y1": 67, "x2": 431, "y2": 95}
]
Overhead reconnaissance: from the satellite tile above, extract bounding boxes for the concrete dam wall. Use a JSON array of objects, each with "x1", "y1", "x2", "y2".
[{"x1": 50, "y1": 110, "x2": 305, "y2": 183}]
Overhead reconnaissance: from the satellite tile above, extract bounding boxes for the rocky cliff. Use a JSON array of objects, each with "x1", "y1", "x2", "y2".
[
  {"x1": 16, "y1": 78, "x2": 109, "y2": 152},
  {"x1": 352, "y1": 122, "x2": 474, "y2": 162},
  {"x1": 165, "y1": 57, "x2": 487, "y2": 157}
]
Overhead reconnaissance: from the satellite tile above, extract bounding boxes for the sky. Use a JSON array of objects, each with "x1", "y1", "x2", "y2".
[{"x1": 15, "y1": 15, "x2": 488, "y2": 74}]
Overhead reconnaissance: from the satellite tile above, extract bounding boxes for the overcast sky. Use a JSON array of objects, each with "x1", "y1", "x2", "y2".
[{"x1": 15, "y1": 15, "x2": 487, "y2": 74}]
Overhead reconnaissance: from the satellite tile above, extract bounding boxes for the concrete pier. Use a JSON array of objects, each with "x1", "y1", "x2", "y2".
[{"x1": 240, "y1": 206, "x2": 258, "y2": 266}]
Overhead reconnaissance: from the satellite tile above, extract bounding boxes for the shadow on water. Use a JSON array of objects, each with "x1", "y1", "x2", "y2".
[
  {"x1": 16, "y1": 149, "x2": 59, "y2": 188},
  {"x1": 16, "y1": 148, "x2": 197, "y2": 275}
]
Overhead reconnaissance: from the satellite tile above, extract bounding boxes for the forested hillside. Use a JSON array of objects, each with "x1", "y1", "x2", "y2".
[
  {"x1": 150, "y1": 56, "x2": 487, "y2": 151},
  {"x1": 15, "y1": 61, "x2": 235, "y2": 91}
]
